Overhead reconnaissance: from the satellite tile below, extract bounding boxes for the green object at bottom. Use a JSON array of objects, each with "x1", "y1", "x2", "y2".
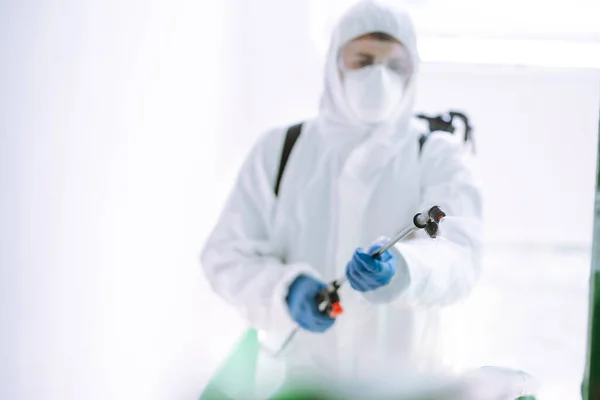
[
  {"x1": 198, "y1": 329, "x2": 540, "y2": 400},
  {"x1": 582, "y1": 113, "x2": 600, "y2": 400},
  {"x1": 199, "y1": 329, "x2": 260, "y2": 400}
]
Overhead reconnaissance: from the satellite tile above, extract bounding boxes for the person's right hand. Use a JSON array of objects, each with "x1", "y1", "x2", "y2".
[{"x1": 286, "y1": 275, "x2": 335, "y2": 333}]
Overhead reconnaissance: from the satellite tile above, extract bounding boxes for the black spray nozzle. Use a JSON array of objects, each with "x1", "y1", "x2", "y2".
[
  {"x1": 414, "y1": 206, "x2": 445, "y2": 238},
  {"x1": 424, "y1": 220, "x2": 439, "y2": 238},
  {"x1": 414, "y1": 206, "x2": 446, "y2": 228},
  {"x1": 428, "y1": 205, "x2": 446, "y2": 223}
]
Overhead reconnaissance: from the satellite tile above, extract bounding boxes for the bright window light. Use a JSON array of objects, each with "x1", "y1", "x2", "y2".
[
  {"x1": 309, "y1": 0, "x2": 600, "y2": 68},
  {"x1": 419, "y1": 38, "x2": 600, "y2": 68}
]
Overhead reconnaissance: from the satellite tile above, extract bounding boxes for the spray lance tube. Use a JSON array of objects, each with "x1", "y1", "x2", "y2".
[
  {"x1": 315, "y1": 205, "x2": 446, "y2": 318},
  {"x1": 269, "y1": 206, "x2": 446, "y2": 357}
]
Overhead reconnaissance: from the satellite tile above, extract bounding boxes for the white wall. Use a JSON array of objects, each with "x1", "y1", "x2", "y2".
[{"x1": 1, "y1": 1, "x2": 245, "y2": 399}]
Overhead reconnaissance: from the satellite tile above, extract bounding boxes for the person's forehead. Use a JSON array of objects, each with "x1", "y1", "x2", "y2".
[{"x1": 343, "y1": 36, "x2": 410, "y2": 58}]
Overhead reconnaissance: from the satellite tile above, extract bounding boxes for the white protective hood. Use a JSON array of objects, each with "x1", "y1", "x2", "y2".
[{"x1": 317, "y1": 0, "x2": 421, "y2": 141}]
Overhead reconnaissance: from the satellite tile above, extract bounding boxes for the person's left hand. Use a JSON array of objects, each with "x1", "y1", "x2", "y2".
[{"x1": 345, "y1": 244, "x2": 396, "y2": 292}]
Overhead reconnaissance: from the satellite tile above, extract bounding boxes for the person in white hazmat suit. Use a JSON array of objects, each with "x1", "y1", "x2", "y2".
[{"x1": 201, "y1": 0, "x2": 483, "y2": 393}]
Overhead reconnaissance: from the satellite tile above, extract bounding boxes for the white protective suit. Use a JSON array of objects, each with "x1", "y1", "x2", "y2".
[{"x1": 201, "y1": 0, "x2": 483, "y2": 392}]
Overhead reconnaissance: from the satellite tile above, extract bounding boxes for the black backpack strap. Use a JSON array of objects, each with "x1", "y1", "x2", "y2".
[{"x1": 274, "y1": 123, "x2": 303, "y2": 197}]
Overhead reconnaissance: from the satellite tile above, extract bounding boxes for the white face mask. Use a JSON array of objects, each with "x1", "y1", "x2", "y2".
[{"x1": 342, "y1": 65, "x2": 407, "y2": 124}]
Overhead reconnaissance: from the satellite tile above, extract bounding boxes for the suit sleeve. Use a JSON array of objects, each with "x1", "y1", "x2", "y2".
[
  {"x1": 363, "y1": 133, "x2": 484, "y2": 307},
  {"x1": 200, "y1": 129, "x2": 320, "y2": 338}
]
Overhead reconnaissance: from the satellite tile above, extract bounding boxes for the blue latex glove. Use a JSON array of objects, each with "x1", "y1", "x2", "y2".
[
  {"x1": 345, "y1": 244, "x2": 397, "y2": 292},
  {"x1": 286, "y1": 275, "x2": 335, "y2": 333}
]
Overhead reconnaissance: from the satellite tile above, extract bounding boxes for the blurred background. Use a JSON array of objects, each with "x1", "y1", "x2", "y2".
[{"x1": 1, "y1": 0, "x2": 599, "y2": 399}]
